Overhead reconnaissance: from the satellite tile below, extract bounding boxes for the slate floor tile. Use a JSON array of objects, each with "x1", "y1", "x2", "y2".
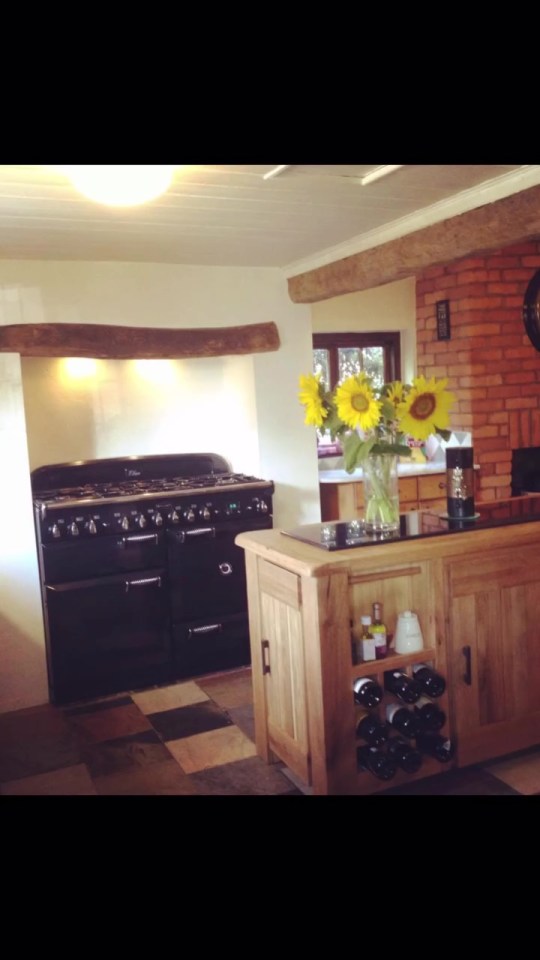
[
  {"x1": 132, "y1": 681, "x2": 209, "y2": 715},
  {"x1": 226, "y1": 704, "x2": 255, "y2": 743},
  {"x1": 1, "y1": 763, "x2": 97, "y2": 796},
  {"x1": 379, "y1": 766, "x2": 521, "y2": 796},
  {"x1": 81, "y1": 729, "x2": 171, "y2": 778},
  {"x1": 0, "y1": 704, "x2": 81, "y2": 782},
  {"x1": 197, "y1": 668, "x2": 253, "y2": 709},
  {"x1": 65, "y1": 699, "x2": 152, "y2": 744},
  {"x1": 166, "y1": 725, "x2": 257, "y2": 773},
  {"x1": 92, "y1": 758, "x2": 199, "y2": 796},
  {"x1": 483, "y1": 748, "x2": 540, "y2": 795},
  {"x1": 148, "y1": 701, "x2": 233, "y2": 741},
  {"x1": 188, "y1": 755, "x2": 300, "y2": 796}
]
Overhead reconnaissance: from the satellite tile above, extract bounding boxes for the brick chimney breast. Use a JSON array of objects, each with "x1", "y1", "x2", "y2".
[{"x1": 416, "y1": 240, "x2": 540, "y2": 502}]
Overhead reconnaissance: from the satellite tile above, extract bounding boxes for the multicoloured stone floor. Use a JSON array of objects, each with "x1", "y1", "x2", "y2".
[{"x1": 1, "y1": 667, "x2": 539, "y2": 795}]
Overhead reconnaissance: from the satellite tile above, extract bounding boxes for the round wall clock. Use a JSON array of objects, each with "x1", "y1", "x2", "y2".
[{"x1": 523, "y1": 268, "x2": 540, "y2": 351}]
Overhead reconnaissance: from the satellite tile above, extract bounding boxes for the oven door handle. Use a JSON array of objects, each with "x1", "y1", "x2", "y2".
[
  {"x1": 187, "y1": 623, "x2": 223, "y2": 638},
  {"x1": 125, "y1": 575, "x2": 162, "y2": 592},
  {"x1": 178, "y1": 527, "x2": 216, "y2": 541},
  {"x1": 121, "y1": 533, "x2": 160, "y2": 547}
]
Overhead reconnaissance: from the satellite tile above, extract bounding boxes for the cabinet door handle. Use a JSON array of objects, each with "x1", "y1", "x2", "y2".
[
  {"x1": 438, "y1": 481, "x2": 447, "y2": 490},
  {"x1": 261, "y1": 639, "x2": 271, "y2": 675},
  {"x1": 462, "y1": 645, "x2": 472, "y2": 685}
]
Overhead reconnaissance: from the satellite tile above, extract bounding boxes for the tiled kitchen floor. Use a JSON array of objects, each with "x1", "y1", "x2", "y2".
[{"x1": 1, "y1": 666, "x2": 539, "y2": 796}]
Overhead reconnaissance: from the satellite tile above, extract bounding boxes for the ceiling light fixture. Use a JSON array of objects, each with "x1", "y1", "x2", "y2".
[
  {"x1": 360, "y1": 164, "x2": 404, "y2": 186},
  {"x1": 48, "y1": 165, "x2": 176, "y2": 207}
]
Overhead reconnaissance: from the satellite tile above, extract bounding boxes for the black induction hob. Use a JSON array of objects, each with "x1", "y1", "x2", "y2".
[{"x1": 281, "y1": 497, "x2": 540, "y2": 551}]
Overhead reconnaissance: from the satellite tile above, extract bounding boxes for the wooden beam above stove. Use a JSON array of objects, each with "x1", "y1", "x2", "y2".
[
  {"x1": 0, "y1": 321, "x2": 281, "y2": 359},
  {"x1": 287, "y1": 183, "x2": 540, "y2": 303}
]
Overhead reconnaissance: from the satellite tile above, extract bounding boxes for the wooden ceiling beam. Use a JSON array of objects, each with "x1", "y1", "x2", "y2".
[
  {"x1": 287, "y1": 184, "x2": 540, "y2": 304},
  {"x1": 0, "y1": 321, "x2": 281, "y2": 359}
]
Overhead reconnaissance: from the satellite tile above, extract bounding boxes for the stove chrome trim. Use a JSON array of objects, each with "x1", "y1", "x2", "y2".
[{"x1": 34, "y1": 479, "x2": 274, "y2": 512}]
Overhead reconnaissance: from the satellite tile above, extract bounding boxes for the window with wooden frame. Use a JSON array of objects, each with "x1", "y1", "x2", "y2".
[{"x1": 313, "y1": 331, "x2": 401, "y2": 457}]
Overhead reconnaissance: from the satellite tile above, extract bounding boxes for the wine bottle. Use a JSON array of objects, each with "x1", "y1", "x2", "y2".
[
  {"x1": 356, "y1": 710, "x2": 390, "y2": 746},
  {"x1": 371, "y1": 601, "x2": 388, "y2": 660},
  {"x1": 386, "y1": 702, "x2": 421, "y2": 739},
  {"x1": 416, "y1": 730, "x2": 455, "y2": 764},
  {"x1": 357, "y1": 745, "x2": 397, "y2": 781},
  {"x1": 413, "y1": 696, "x2": 446, "y2": 732},
  {"x1": 411, "y1": 663, "x2": 446, "y2": 698},
  {"x1": 353, "y1": 676, "x2": 383, "y2": 708},
  {"x1": 386, "y1": 738, "x2": 423, "y2": 774},
  {"x1": 384, "y1": 669, "x2": 422, "y2": 704}
]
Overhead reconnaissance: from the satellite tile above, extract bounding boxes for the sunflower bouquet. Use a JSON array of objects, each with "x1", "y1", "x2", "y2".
[{"x1": 298, "y1": 371, "x2": 456, "y2": 472}]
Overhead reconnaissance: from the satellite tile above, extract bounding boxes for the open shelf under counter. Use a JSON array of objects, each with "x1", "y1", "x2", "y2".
[{"x1": 352, "y1": 647, "x2": 438, "y2": 680}]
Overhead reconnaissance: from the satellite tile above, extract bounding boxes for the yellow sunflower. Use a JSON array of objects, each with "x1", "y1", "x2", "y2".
[
  {"x1": 298, "y1": 373, "x2": 328, "y2": 427},
  {"x1": 397, "y1": 375, "x2": 456, "y2": 440},
  {"x1": 386, "y1": 381, "x2": 405, "y2": 409},
  {"x1": 335, "y1": 376, "x2": 382, "y2": 431}
]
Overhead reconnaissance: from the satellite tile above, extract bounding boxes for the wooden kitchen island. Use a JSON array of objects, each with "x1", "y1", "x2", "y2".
[{"x1": 236, "y1": 496, "x2": 540, "y2": 795}]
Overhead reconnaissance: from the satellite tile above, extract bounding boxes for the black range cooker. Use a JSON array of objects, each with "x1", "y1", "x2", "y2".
[{"x1": 31, "y1": 453, "x2": 274, "y2": 705}]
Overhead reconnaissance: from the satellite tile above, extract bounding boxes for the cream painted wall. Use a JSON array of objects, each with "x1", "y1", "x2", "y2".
[
  {"x1": 21, "y1": 355, "x2": 260, "y2": 474},
  {"x1": 310, "y1": 277, "x2": 417, "y2": 382},
  {"x1": 0, "y1": 261, "x2": 319, "y2": 712}
]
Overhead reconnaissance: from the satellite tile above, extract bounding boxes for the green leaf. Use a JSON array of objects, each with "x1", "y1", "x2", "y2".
[
  {"x1": 435, "y1": 428, "x2": 452, "y2": 441},
  {"x1": 371, "y1": 442, "x2": 412, "y2": 457},
  {"x1": 379, "y1": 397, "x2": 396, "y2": 421},
  {"x1": 342, "y1": 433, "x2": 362, "y2": 472}
]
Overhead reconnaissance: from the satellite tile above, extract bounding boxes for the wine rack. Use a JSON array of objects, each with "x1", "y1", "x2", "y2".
[{"x1": 352, "y1": 652, "x2": 453, "y2": 794}]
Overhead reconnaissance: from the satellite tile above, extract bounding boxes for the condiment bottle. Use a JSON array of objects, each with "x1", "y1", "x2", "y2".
[
  {"x1": 360, "y1": 615, "x2": 376, "y2": 662},
  {"x1": 371, "y1": 601, "x2": 388, "y2": 659}
]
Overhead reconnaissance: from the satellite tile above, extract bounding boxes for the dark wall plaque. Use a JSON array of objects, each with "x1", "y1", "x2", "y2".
[{"x1": 436, "y1": 300, "x2": 451, "y2": 340}]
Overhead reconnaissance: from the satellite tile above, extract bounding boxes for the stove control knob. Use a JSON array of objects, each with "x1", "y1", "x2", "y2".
[
  {"x1": 254, "y1": 498, "x2": 269, "y2": 514},
  {"x1": 153, "y1": 512, "x2": 164, "y2": 527},
  {"x1": 121, "y1": 516, "x2": 130, "y2": 531},
  {"x1": 85, "y1": 519, "x2": 98, "y2": 535},
  {"x1": 68, "y1": 521, "x2": 80, "y2": 537},
  {"x1": 184, "y1": 508, "x2": 196, "y2": 523},
  {"x1": 49, "y1": 523, "x2": 62, "y2": 539},
  {"x1": 137, "y1": 514, "x2": 148, "y2": 529},
  {"x1": 168, "y1": 509, "x2": 180, "y2": 525},
  {"x1": 199, "y1": 506, "x2": 212, "y2": 521}
]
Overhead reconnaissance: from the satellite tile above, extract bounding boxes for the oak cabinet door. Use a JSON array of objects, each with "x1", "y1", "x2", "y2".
[
  {"x1": 258, "y1": 560, "x2": 311, "y2": 783},
  {"x1": 447, "y1": 544, "x2": 540, "y2": 766}
]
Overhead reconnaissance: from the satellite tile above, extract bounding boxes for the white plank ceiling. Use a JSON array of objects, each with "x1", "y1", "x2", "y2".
[{"x1": 0, "y1": 164, "x2": 538, "y2": 274}]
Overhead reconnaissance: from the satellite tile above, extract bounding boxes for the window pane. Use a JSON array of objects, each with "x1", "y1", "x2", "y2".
[
  {"x1": 313, "y1": 349, "x2": 329, "y2": 389},
  {"x1": 337, "y1": 346, "x2": 386, "y2": 387},
  {"x1": 362, "y1": 346, "x2": 384, "y2": 388},
  {"x1": 338, "y1": 347, "x2": 361, "y2": 383}
]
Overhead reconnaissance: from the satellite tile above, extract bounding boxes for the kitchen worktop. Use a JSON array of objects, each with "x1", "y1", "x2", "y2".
[
  {"x1": 318, "y1": 461, "x2": 446, "y2": 482},
  {"x1": 236, "y1": 494, "x2": 540, "y2": 574}
]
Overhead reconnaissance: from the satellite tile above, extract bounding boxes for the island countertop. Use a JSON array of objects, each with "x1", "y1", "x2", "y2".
[{"x1": 236, "y1": 494, "x2": 540, "y2": 578}]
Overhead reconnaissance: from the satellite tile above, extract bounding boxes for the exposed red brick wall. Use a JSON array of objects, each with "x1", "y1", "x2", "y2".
[{"x1": 416, "y1": 240, "x2": 540, "y2": 502}]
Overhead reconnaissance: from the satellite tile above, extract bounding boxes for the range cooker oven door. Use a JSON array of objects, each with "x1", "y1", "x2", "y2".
[
  {"x1": 44, "y1": 568, "x2": 171, "y2": 704},
  {"x1": 166, "y1": 520, "x2": 270, "y2": 622},
  {"x1": 172, "y1": 612, "x2": 250, "y2": 679},
  {"x1": 40, "y1": 530, "x2": 167, "y2": 584},
  {"x1": 167, "y1": 518, "x2": 271, "y2": 679}
]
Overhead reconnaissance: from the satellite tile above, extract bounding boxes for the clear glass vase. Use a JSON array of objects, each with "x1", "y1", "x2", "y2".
[{"x1": 362, "y1": 453, "x2": 400, "y2": 535}]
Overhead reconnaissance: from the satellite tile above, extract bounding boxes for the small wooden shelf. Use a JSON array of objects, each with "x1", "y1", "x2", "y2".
[{"x1": 351, "y1": 647, "x2": 437, "y2": 680}]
